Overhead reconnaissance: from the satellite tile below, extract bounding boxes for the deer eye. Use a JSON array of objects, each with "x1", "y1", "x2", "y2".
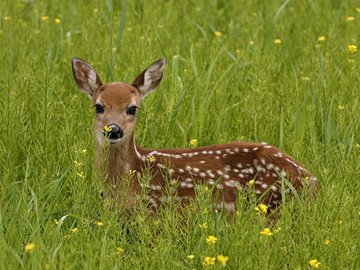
[
  {"x1": 94, "y1": 104, "x2": 104, "y2": 114},
  {"x1": 127, "y1": 106, "x2": 138, "y2": 115}
]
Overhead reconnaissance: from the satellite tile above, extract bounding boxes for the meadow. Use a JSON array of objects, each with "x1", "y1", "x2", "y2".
[{"x1": 0, "y1": 0, "x2": 360, "y2": 269}]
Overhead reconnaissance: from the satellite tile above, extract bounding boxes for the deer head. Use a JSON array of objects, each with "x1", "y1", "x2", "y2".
[{"x1": 71, "y1": 58, "x2": 166, "y2": 147}]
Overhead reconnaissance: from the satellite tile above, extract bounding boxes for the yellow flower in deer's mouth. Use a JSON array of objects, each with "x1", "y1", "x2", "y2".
[{"x1": 104, "y1": 125, "x2": 112, "y2": 133}]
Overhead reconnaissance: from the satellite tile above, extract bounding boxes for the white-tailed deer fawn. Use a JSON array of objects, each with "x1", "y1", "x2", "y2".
[{"x1": 72, "y1": 58, "x2": 318, "y2": 213}]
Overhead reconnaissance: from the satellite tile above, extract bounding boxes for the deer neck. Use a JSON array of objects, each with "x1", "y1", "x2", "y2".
[{"x1": 96, "y1": 133, "x2": 144, "y2": 183}]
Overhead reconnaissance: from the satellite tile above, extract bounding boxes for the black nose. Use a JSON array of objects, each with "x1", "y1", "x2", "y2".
[{"x1": 104, "y1": 124, "x2": 124, "y2": 139}]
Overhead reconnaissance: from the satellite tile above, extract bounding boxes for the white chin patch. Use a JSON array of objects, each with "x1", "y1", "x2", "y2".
[{"x1": 108, "y1": 138, "x2": 123, "y2": 144}]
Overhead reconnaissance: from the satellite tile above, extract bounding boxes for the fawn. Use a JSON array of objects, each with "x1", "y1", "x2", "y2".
[{"x1": 72, "y1": 58, "x2": 318, "y2": 213}]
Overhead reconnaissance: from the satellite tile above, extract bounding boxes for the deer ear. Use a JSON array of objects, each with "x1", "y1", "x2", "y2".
[
  {"x1": 132, "y1": 59, "x2": 166, "y2": 98},
  {"x1": 72, "y1": 58, "x2": 102, "y2": 98}
]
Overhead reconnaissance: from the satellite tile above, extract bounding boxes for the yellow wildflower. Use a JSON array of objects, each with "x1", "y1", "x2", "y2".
[
  {"x1": 301, "y1": 76, "x2": 311, "y2": 81},
  {"x1": 55, "y1": 18, "x2": 61, "y2": 24},
  {"x1": 54, "y1": 219, "x2": 59, "y2": 225},
  {"x1": 273, "y1": 39, "x2": 282, "y2": 45},
  {"x1": 24, "y1": 243, "x2": 36, "y2": 253},
  {"x1": 116, "y1": 247, "x2": 125, "y2": 253},
  {"x1": 77, "y1": 171, "x2": 85, "y2": 178},
  {"x1": 81, "y1": 149, "x2": 87, "y2": 154},
  {"x1": 187, "y1": 254, "x2": 195, "y2": 260},
  {"x1": 309, "y1": 259, "x2": 321, "y2": 268},
  {"x1": 324, "y1": 239, "x2": 331, "y2": 245},
  {"x1": 255, "y1": 203, "x2": 268, "y2": 214},
  {"x1": 203, "y1": 256, "x2": 216, "y2": 266},
  {"x1": 4, "y1": 16, "x2": 11, "y2": 21},
  {"x1": 190, "y1": 139, "x2": 198, "y2": 146},
  {"x1": 347, "y1": 16, "x2": 355, "y2": 22},
  {"x1": 348, "y1": 44, "x2": 358, "y2": 54},
  {"x1": 249, "y1": 40, "x2": 254, "y2": 45},
  {"x1": 73, "y1": 160, "x2": 82, "y2": 167},
  {"x1": 248, "y1": 179, "x2": 255, "y2": 186},
  {"x1": 318, "y1": 36, "x2": 326, "y2": 42},
  {"x1": 217, "y1": 254, "x2": 229, "y2": 267},
  {"x1": 104, "y1": 125, "x2": 112, "y2": 133},
  {"x1": 260, "y1": 228, "x2": 273, "y2": 236},
  {"x1": 70, "y1": 228, "x2": 78, "y2": 233},
  {"x1": 206, "y1": 235, "x2": 218, "y2": 245},
  {"x1": 41, "y1": 16, "x2": 49, "y2": 21},
  {"x1": 199, "y1": 222, "x2": 208, "y2": 229},
  {"x1": 338, "y1": 105, "x2": 344, "y2": 110},
  {"x1": 96, "y1": 221, "x2": 104, "y2": 227},
  {"x1": 215, "y1": 31, "x2": 222, "y2": 38}
]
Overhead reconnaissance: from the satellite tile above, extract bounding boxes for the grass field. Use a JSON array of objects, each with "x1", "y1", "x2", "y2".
[{"x1": 1, "y1": 0, "x2": 360, "y2": 269}]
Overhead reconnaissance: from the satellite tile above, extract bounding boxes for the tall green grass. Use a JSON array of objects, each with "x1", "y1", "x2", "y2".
[{"x1": 0, "y1": 0, "x2": 359, "y2": 269}]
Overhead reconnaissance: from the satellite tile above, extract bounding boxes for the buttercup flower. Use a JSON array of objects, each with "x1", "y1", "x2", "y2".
[
  {"x1": 215, "y1": 31, "x2": 222, "y2": 38},
  {"x1": 318, "y1": 36, "x2": 326, "y2": 42},
  {"x1": 217, "y1": 254, "x2": 229, "y2": 266},
  {"x1": 206, "y1": 235, "x2": 218, "y2": 245},
  {"x1": 96, "y1": 221, "x2": 104, "y2": 227},
  {"x1": 348, "y1": 44, "x2": 358, "y2": 54},
  {"x1": 347, "y1": 16, "x2": 355, "y2": 22},
  {"x1": 190, "y1": 139, "x2": 198, "y2": 146},
  {"x1": 203, "y1": 256, "x2": 216, "y2": 266},
  {"x1": 25, "y1": 243, "x2": 35, "y2": 253},
  {"x1": 104, "y1": 125, "x2": 112, "y2": 133},
  {"x1": 55, "y1": 18, "x2": 61, "y2": 24},
  {"x1": 309, "y1": 259, "x2": 321, "y2": 268},
  {"x1": 187, "y1": 254, "x2": 195, "y2": 260},
  {"x1": 273, "y1": 39, "x2": 282, "y2": 45},
  {"x1": 116, "y1": 247, "x2": 125, "y2": 253},
  {"x1": 147, "y1": 156, "x2": 155, "y2": 163},
  {"x1": 255, "y1": 203, "x2": 268, "y2": 214},
  {"x1": 260, "y1": 228, "x2": 273, "y2": 236}
]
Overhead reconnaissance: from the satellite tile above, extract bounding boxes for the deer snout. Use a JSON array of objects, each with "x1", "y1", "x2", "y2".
[{"x1": 103, "y1": 124, "x2": 124, "y2": 140}]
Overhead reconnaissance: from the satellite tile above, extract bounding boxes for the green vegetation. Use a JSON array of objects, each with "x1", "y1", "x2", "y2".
[{"x1": 0, "y1": 0, "x2": 359, "y2": 269}]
